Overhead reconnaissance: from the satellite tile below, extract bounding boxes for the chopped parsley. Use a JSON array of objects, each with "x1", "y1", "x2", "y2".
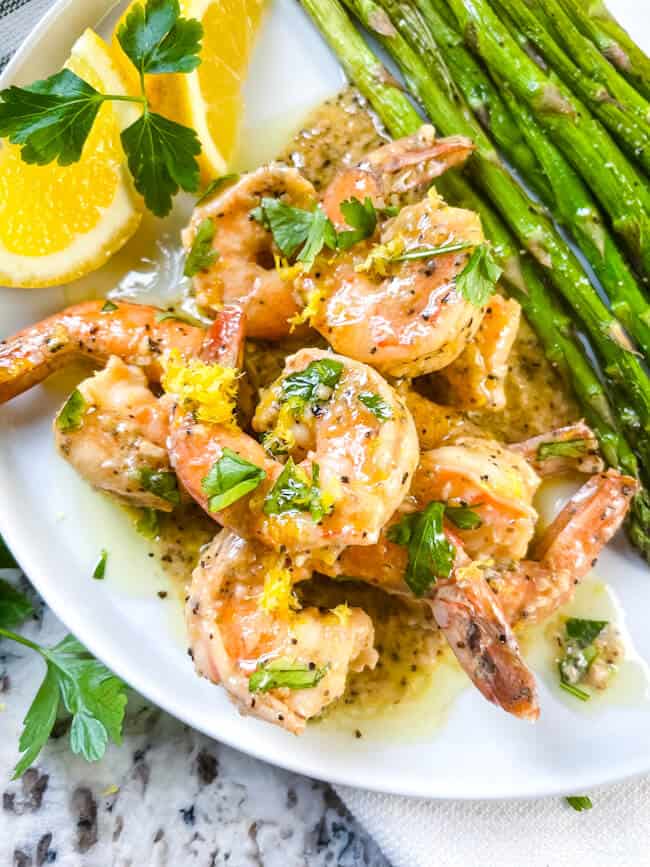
[
  {"x1": 558, "y1": 617, "x2": 608, "y2": 700},
  {"x1": 92, "y1": 549, "x2": 108, "y2": 580},
  {"x1": 444, "y1": 504, "x2": 483, "y2": 530},
  {"x1": 387, "y1": 502, "x2": 455, "y2": 596},
  {"x1": 0, "y1": 535, "x2": 18, "y2": 569},
  {"x1": 201, "y1": 448, "x2": 266, "y2": 512},
  {"x1": 101, "y1": 300, "x2": 118, "y2": 313},
  {"x1": 136, "y1": 508, "x2": 160, "y2": 539},
  {"x1": 263, "y1": 460, "x2": 331, "y2": 523},
  {"x1": 0, "y1": 577, "x2": 32, "y2": 627},
  {"x1": 391, "y1": 240, "x2": 472, "y2": 262},
  {"x1": 184, "y1": 218, "x2": 218, "y2": 276},
  {"x1": 249, "y1": 658, "x2": 328, "y2": 693},
  {"x1": 196, "y1": 173, "x2": 239, "y2": 205},
  {"x1": 455, "y1": 244, "x2": 502, "y2": 307},
  {"x1": 282, "y1": 358, "x2": 344, "y2": 411},
  {"x1": 337, "y1": 196, "x2": 378, "y2": 250},
  {"x1": 537, "y1": 439, "x2": 589, "y2": 461},
  {"x1": 358, "y1": 391, "x2": 393, "y2": 421},
  {"x1": 139, "y1": 468, "x2": 181, "y2": 505},
  {"x1": 56, "y1": 389, "x2": 86, "y2": 433},
  {"x1": 566, "y1": 795, "x2": 593, "y2": 812}
]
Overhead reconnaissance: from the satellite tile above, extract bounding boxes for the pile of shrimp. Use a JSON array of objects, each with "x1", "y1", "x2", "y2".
[{"x1": 0, "y1": 127, "x2": 637, "y2": 733}]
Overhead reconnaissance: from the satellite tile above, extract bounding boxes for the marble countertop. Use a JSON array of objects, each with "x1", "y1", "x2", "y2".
[{"x1": 0, "y1": 575, "x2": 391, "y2": 866}]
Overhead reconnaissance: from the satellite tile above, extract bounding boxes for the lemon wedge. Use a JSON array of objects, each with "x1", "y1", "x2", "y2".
[
  {"x1": 0, "y1": 29, "x2": 142, "y2": 289},
  {"x1": 113, "y1": 0, "x2": 266, "y2": 179}
]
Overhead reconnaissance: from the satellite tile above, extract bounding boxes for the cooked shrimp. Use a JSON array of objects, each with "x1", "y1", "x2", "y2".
[
  {"x1": 186, "y1": 530, "x2": 377, "y2": 734},
  {"x1": 182, "y1": 166, "x2": 317, "y2": 340},
  {"x1": 411, "y1": 437, "x2": 541, "y2": 560},
  {"x1": 54, "y1": 356, "x2": 176, "y2": 510},
  {"x1": 307, "y1": 194, "x2": 487, "y2": 379},
  {"x1": 319, "y1": 521, "x2": 539, "y2": 720},
  {"x1": 488, "y1": 469, "x2": 638, "y2": 626},
  {"x1": 0, "y1": 300, "x2": 204, "y2": 404},
  {"x1": 322, "y1": 125, "x2": 475, "y2": 227},
  {"x1": 435, "y1": 295, "x2": 522, "y2": 411},
  {"x1": 510, "y1": 421, "x2": 605, "y2": 476},
  {"x1": 169, "y1": 333, "x2": 419, "y2": 554}
]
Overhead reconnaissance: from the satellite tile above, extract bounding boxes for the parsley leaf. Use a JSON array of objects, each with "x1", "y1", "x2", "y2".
[
  {"x1": 566, "y1": 618, "x2": 608, "y2": 646},
  {"x1": 56, "y1": 389, "x2": 86, "y2": 433},
  {"x1": 201, "y1": 448, "x2": 266, "y2": 512},
  {"x1": 455, "y1": 244, "x2": 502, "y2": 307},
  {"x1": 391, "y1": 240, "x2": 472, "y2": 262},
  {"x1": 121, "y1": 110, "x2": 200, "y2": 217},
  {"x1": 116, "y1": 0, "x2": 203, "y2": 76},
  {"x1": 337, "y1": 197, "x2": 377, "y2": 250},
  {"x1": 358, "y1": 391, "x2": 393, "y2": 421},
  {"x1": 101, "y1": 300, "x2": 119, "y2": 313},
  {"x1": 249, "y1": 658, "x2": 328, "y2": 693},
  {"x1": 445, "y1": 504, "x2": 482, "y2": 530},
  {"x1": 0, "y1": 578, "x2": 32, "y2": 628},
  {"x1": 139, "y1": 468, "x2": 181, "y2": 505},
  {"x1": 263, "y1": 460, "x2": 330, "y2": 523},
  {"x1": 1, "y1": 631, "x2": 128, "y2": 778},
  {"x1": 136, "y1": 508, "x2": 160, "y2": 539},
  {"x1": 282, "y1": 359, "x2": 344, "y2": 410},
  {"x1": 559, "y1": 679, "x2": 591, "y2": 701},
  {"x1": 196, "y1": 173, "x2": 239, "y2": 205},
  {"x1": 537, "y1": 439, "x2": 589, "y2": 461},
  {"x1": 387, "y1": 502, "x2": 455, "y2": 596},
  {"x1": 0, "y1": 535, "x2": 18, "y2": 569},
  {"x1": 566, "y1": 795, "x2": 593, "y2": 812},
  {"x1": 0, "y1": 70, "x2": 105, "y2": 165},
  {"x1": 184, "y1": 218, "x2": 218, "y2": 277},
  {"x1": 92, "y1": 550, "x2": 108, "y2": 581},
  {"x1": 252, "y1": 198, "x2": 337, "y2": 267}
]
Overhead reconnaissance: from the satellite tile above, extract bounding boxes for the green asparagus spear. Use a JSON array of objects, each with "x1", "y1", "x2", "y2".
[
  {"x1": 493, "y1": 0, "x2": 650, "y2": 176},
  {"x1": 410, "y1": 0, "x2": 650, "y2": 362},
  {"x1": 443, "y1": 0, "x2": 650, "y2": 277},
  {"x1": 346, "y1": 0, "x2": 650, "y2": 467},
  {"x1": 559, "y1": 0, "x2": 650, "y2": 102},
  {"x1": 400, "y1": 0, "x2": 553, "y2": 203},
  {"x1": 298, "y1": 0, "x2": 650, "y2": 556}
]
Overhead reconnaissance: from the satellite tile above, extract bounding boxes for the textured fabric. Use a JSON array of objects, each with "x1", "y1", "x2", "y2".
[
  {"x1": 0, "y1": 0, "x2": 53, "y2": 67},
  {"x1": 335, "y1": 780, "x2": 650, "y2": 867}
]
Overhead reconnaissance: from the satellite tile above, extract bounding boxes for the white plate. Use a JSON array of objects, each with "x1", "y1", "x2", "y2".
[{"x1": 1, "y1": 0, "x2": 649, "y2": 800}]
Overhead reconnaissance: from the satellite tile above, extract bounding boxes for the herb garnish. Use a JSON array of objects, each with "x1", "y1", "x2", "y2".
[
  {"x1": 249, "y1": 658, "x2": 328, "y2": 693},
  {"x1": 0, "y1": 0, "x2": 204, "y2": 216},
  {"x1": 387, "y1": 502, "x2": 455, "y2": 596},
  {"x1": 537, "y1": 439, "x2": 589, "y2": 461},
  {"x1": 445, "y1": 504, "x2": 483, "y2": 530},
  {"x1": 56, "y1": 389, "x2": 86, "y2": 433},
  {"x1": 558, "y1": 617, "x2": 608, "y2": 700},
  {"x1": 139, "y1": 468, "x2": 181, "y2": 505},
  {"x1": 0, "y1": 535, "x2": 18, "y2": 569},
  {"x1": 92, "y1": 549, "x2": 108, "y2": 580},
  {"x1": 391, "y1": 240, "x2": 472, "y2": 262},
  {"x1": 0, "y1": 579, "x2": 127, "y2": 778},
  {"x1": 358, "y1": 391, "x2": 393, "y2": 421},
  {"x1": 201, "y1": 448, "x2": 266, "y2": 512},
  {"x1": 196, "y1": 173, "x2": 239, "y2": 205},
  {"x1": 136, "y1": 508, "x2": 160, "y2": 539},
  {"x1": 455, "y1": 244, "x2": 502, "y2": 306},
  {"x1": 566, "y1": 795, "x2": 593, "y2": 812},
  {"x1": 263, "y1": 460, "x2": 331, "y2": 522},
  {"x1": 337, "y1": 197, "x2": 378, "y2": 250},
  {"x1": 282, "y1": 359, "x2": 344, "y2": 411},
  {"x1": 183, "y1": 218, "x2": 218, "y2": 277},
  {"x1": 101, "y1": 300, "x2": 118, "y2": 313}
]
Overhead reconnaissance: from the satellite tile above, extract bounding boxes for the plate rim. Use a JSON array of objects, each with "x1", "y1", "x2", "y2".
[{"x1": 1, "y1": 0, "x2": 650, "y2": 802}]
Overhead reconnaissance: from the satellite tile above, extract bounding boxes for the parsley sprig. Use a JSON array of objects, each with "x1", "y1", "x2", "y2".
[
  {"x1": 388, "y1": 502, "x2": 456, "y2": 596},
  {"x1": 0, "y1": 570, "x2": 128, "y2": 778},
  {"x1": 0, "y1": 0, "x2": 203, "y2": 217}
]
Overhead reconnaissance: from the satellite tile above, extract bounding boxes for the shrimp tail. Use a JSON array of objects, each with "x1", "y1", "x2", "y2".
[
  {"x1": 200, "y1": 303, "x2": 246, "y2": 367},
  {"x1": 510, "y1": 420, "x2": 605, "y2": 476},
  {"x1": 432, "y1": 565, "x2": 540, "y2": 721}
]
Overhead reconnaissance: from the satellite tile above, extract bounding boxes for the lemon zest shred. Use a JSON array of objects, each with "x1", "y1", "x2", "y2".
[
  {"x1": 263, "y1": 401, "x2": 297, "y2": 455},
  {"x1": 273, "y1": 253, "x2": 305, "y2": 282},
  {"x1": 259, "y1": 559, "x2": 301, "y2": 618},
  {"x1": 161, "y1": 349, "x2": 238, "y2": 425},
  {"x1": 330, "y1": 603, "x2": 351, "y2": 625},
  {"x1": 355, "y1": 237, "x2": 404, "y2": 277},
  {"x1": 288, "y1": 287, "x2": 325, "y2": 331}
]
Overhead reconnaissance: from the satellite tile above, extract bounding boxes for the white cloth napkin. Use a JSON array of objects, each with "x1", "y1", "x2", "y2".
[
  {"x1": 334, "y1": 779, "x2": 650, "y2": 867},
  {"x1": 4, "y1": 2, "x2": 650, "y2": 866}
]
